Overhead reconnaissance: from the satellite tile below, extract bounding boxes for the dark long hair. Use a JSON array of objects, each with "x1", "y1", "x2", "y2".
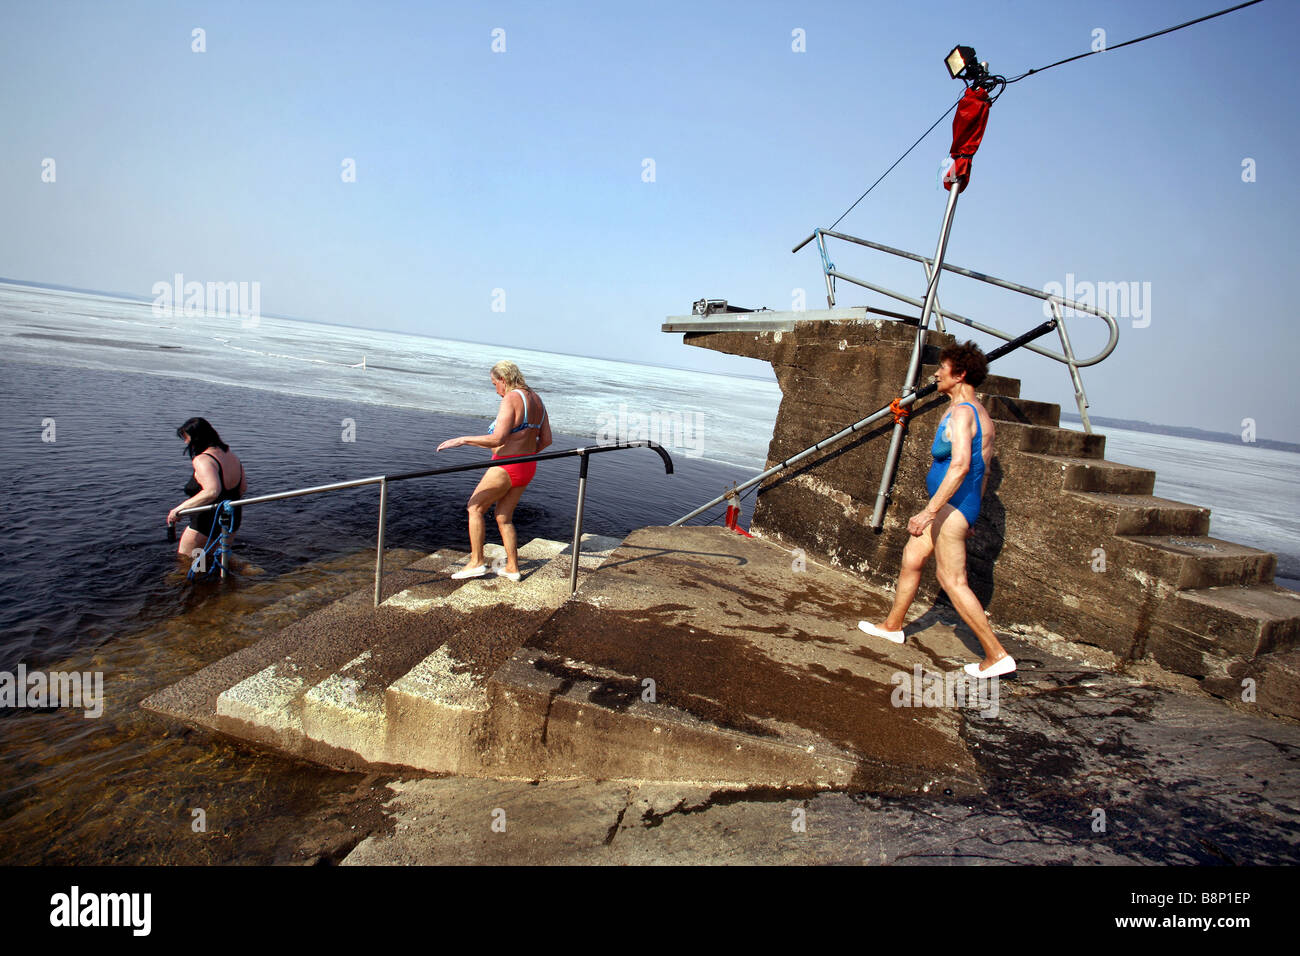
[{"x1": 177, "y1": 417, "x2": 230, "y2": 459}]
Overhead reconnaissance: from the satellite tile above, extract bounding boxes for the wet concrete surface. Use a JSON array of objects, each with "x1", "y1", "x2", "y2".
[
  {"x1": 344, "y1": 631, "x2": 1300, "y2": 864},
  {"x1": 506, "y1": 526, "x2": 979, "y2": 791}
]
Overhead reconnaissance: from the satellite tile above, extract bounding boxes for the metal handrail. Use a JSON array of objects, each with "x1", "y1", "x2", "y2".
[
  {"x1": 178, "y1": 441, "x2": 674, "y2": 603},
  {"x1": 796, "y1": 227, "x2": 1119, "y2": 433}
]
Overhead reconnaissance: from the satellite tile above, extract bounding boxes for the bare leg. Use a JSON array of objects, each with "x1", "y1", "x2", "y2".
[
  {"x1": 494, "y1": 485, "x2": 527, "y2": 574},
  {"x1": 931, "y1": 505, "x2": 1009, "y2": 667},
  {"x1": 466, "y1": 468, "x2": 512, "y2": 569},
  {"x1": 880, "y1": 529, "x2": 935, "y2": 631},
  {"x1": 177, "y1": 526, "x2": 206, "y2": 559}
]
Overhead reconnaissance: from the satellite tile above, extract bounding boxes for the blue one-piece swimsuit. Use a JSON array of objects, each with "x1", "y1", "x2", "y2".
[{"x1": 926, "y1": 402, "x2": 984, "y2": 526}]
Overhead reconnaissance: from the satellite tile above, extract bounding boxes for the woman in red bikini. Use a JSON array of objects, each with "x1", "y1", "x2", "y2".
[{"x1": 437, "y1": 361, "x2": 552, "y2": 581}]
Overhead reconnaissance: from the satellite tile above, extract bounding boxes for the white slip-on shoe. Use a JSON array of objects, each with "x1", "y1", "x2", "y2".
[
  {"x1": 858, "y1": 620, "x2": 905, "y2": 644},
  {"x1": 496, "y1": 570, "x2": 522, "y2": 582},
  {"x1": 963, "y1": 656, "x2": 1016, "y2": 678},
  {"x1": 451, "y1": 565, "x2": 487, "y2": 580}
]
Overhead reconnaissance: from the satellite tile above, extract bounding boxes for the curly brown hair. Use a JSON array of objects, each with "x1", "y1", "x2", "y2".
[{"x1": 937, "y1": 340, "x2": 988, "y2": 388}]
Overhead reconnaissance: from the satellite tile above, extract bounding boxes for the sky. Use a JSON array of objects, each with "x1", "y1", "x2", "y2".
[{"x1": 2, "y1": 0, "x2": 1297, "y2": 440}]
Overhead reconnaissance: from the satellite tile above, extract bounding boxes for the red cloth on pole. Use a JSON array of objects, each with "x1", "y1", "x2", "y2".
[{"x1": 944, "y1": 86, "x2": 991, "y2": 193}]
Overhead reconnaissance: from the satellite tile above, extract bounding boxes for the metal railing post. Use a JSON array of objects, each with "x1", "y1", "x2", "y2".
[
  {"x1": 1049, "y1": 299, "x2": 1092, "y2": 435},
  {"x1": 569, "y1": 451, "x2": 590, "y2": 595},
  {"x1": 815, "y1": 230, "x2": 836, "y2": 307},
  {"x1": 920, "y1": 258, "x2": 947, "y2": 334},
  {"x1": 374, "y1": 477, "x2": 388, "y2": 607},
  {"x1": 217, "y1": 503, "x2": 232, "y2": 580},
  {"x1": 870, "y1": 182, "x2": 962, "y2": 530}
]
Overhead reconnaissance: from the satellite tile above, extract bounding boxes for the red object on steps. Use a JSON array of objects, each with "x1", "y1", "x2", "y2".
[{"x1": 725, "y1": 504, "x2": 754, "y2": 538}]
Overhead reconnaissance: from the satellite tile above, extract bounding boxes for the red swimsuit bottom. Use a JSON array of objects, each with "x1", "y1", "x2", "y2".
[{"x1": 493, "y1": 452, "x2": 537, "y2": 489}]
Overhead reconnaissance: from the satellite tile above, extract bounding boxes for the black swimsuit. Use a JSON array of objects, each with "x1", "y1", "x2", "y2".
[{"x1": 185, "y1": 452, "x2": 244, "y2": 538}]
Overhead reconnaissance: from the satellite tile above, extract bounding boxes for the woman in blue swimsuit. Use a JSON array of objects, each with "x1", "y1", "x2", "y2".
[{"x1": 858, "y1": 341, "x2": 1015, "y2": 678}]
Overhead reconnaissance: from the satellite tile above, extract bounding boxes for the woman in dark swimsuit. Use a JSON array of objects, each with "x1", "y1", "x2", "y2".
[
  {"x1": 437, "y1": 361, "x2": 552, "y2": 581},
  {"x1": 167, "y1": 417, "x2": 247, "y2": 559}
]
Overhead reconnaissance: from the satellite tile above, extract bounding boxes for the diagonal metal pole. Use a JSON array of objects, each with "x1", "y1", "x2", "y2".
[{"x1": 869, "y1": 180, "x2": 962, "y2": 530}]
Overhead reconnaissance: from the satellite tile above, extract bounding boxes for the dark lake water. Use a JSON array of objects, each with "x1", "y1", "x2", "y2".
[{"x1": 0, "y1": 360, "x2": 750, "y2": 863}]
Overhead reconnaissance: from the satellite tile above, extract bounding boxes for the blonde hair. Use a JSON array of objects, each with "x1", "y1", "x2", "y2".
[{"x1": 491, "y1": 360, "x2": 529, "y2": 390}]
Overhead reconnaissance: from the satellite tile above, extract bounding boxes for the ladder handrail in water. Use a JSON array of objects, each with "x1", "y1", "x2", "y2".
[{"x1": 178, "y1": 441, "x2": 674, "y2": 603}]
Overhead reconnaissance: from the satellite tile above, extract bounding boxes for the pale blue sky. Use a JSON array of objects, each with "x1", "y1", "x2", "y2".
[{"x1": 2, "y1": 0, "x2": 1296, "y2": 440}]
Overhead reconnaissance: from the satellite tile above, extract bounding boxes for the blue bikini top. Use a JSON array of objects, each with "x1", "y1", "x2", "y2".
[{"x1": 488, "y1": 388, "x2": 546, "y2": 435}]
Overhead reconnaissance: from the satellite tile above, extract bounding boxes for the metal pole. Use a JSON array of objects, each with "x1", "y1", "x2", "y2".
[
  {"x1": 218, "y1": 503, "x2": 231, "y2": 580},
  {"x1": 373, "y1": 477, "x2": 388, "y2": 607},
  {"x1": 671, "y1": 394, "x2": 928, "y2": 527},
  {"x1": 869, "y1": 181, "x2": 962, "y2": 530},
  {"x1": 815, "y1": 231, "x2": 836, "y2": 307},
  {"x1": 569, "y1": 452, "x2": 590, "y2": 595},
  {"x1": 920, "y1": 259, "x2": 947, "y2": 334},
  {"x1": 1050, "y1": 299, "x2": 1092, "y2": 435}
]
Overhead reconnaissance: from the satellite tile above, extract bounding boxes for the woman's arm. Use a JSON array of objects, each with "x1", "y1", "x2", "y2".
[
  {"x1": 167, "y1": 456, "x2": 221, "y2": 523},
  {"x1": 437, "y1": 394, "x2": 518, "y2": 451}
]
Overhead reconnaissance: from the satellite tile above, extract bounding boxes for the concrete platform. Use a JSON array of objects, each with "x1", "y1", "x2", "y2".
[
  {"x1": 341, "y1": 638, "x2": 1300, "y2": 865},
  {"x1": 143, "y1": 526, "x2": 991, "y2": 793},
  {"x1": 486, "y1": 525, "x2": 980, "y2": 792}
]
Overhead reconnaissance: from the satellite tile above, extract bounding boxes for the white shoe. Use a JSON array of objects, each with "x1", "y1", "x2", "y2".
[
  {"x1": 496, "y1": 570, "x2": 521, "y2": 582},
  {"x1": 858, "y1": 621, "x2": 905, "y2": 644},
  {"x1": 451, "y1": 565, "x2": 487, "y2": 580},
  {"x1": 963, "y1": 656, "x2": 1016, "y2": 678}
]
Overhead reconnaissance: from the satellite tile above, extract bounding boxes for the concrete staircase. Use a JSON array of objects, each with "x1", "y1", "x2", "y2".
[
  {"x1": 677, "y1": 317, "x2": 1300, "y2": 721},
  {"x1": 145, "y1": 536, "x2": 618, "y2": 773},
  {"x1": 980, "y1": 387, "x2": 1300, "y2": 719},
  {"x1": 143, "y1": 528, "x2": 978, "y2": 790}
]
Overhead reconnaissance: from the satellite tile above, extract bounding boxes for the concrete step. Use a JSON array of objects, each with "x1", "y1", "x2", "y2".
[
  {"x1": 1066, "y1": 492, "x2": 1211, "y2": 536},
  {"x1": 212, "y1": 548, "x2": 471, "y2": 754},
  {"x1": 974, "y1": 372, "x2": 1021, "y2": 398},
  {"x1": 997, "y1": 420, "x2": 1107, "y2": 459},
  {"x1": 1122, "y1": 535, "x2": 1276, "y2": 590},
  {"x1": 139, "y1": 547, "x2": 461, "y2": 735},
  {"x1": 1204, "y1": 645, "x2": 1300, "y2": 721},
  {"x1": 482, "y1": 642, "x2": 862, "y2": 787},
  {"x1": 1166, "y1": 584, "x2": 1300, "y2": 660},
  {"x1": 299, "y1": 536, "x2": 592, "y2": 766},
  {"x1": 1019, "y1": 453, "x2": 1156, "y2": 495},
  {"x1": 384, "y1": 534, "x2": 624, "y2": 775},
  {"x1": 983, "y1": 394, "x2": 1060, "y2": 428}
]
